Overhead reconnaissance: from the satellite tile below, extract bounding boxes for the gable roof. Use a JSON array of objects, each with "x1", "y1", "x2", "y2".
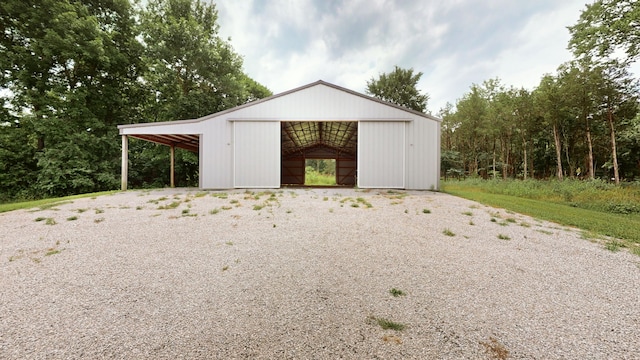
[{"x1": 118, "y1": 80, "x2": 441, "y2": 131}]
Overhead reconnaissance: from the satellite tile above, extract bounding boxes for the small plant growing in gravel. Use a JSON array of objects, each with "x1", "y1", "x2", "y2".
[
  {"x1": 351, "y1": 203, "x2": 360, "y2": 208},
  {"x1": 389, "y1": 288, "x2": 406, "y2": 297},
  {"x1": 605, "y1": 241, "x2": 624, "y2": 252},
  {"x1": 222, "y1": 206, "x2": 232, "y2": 210},
  {"x1": 210, "y1": 208, "x2": 220, "y2": 215},
  {"x1": 422, "y1": 209, "x2": 431, "y2": 214},
  {"x1": 212, "y1": 192, "x2": 228, "y2": 199},
  {"x1": 537, "y1": 229, "x2": 553, "y2": 235},
  {"x1": 76, "y1": 208, "x2": 88, "y2": 213},
  {"x1": 136, "y1": 206, "x2": 143, "y2": 210},
  {"x1": 443, "y1": 228, "x2": 455, "y2": 237},
  {"x1": 230, "y1": 199, "x2": 239, "y2": 204},
  {"x1": 490, "y1": 218, "x2": 497, "y2": 223},
  {"x1": 94, "y1": 217, "x2": 105, "y2": 223},
  {"x1": 66, "y1": 216, "x2": 78, "y2": 221},
  {"x1": 462, "y1": 211, "x2": 473, "y2": 216},
  {"x1": 520, "y1": 222, "x2": 531, "y2": 228},
  {"x1": 95, "y1": 208, "x2": 104, "y2": 214},
  {"x1": 253, "y1": 204, "x2": 264, "y2": 211},
  {"x1": 182, "y1": 209, "x2": 190, "y2": 215},
  {"x1": 222, "y1": 265, "x2": 229, "y2": 271},
  {"x1": 368, "y1": 316, "x2": 406, "y2": 331},
  {"x1": 225, "y1": 241, "x2": 234, "y2": 246},
  {"x1": 506, "y1": 217, "x2": 517, "y2": 223},
  {"x1": 497, "y1": 234, "x2": 511, "y2": 240},
  {"x1": 45, "y1": 218, "x2": 56, "y2": 225},
  {"x1": 469, "y1": 220, "x2": 475, "y2": 225},
  {"x1": 35, "y1": 217, "x2": 46, "y2": 222},
  {"x1": 45, "y1": 248, "x2": 61, "y2": 256},
  {"x1": 158, "y1": 201, "x2": 181, "y2": 210}
]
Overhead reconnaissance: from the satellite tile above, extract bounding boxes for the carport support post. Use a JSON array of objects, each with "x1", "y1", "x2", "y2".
[
  {"x1": 121, "y1": 135, "x2": 128, "y2": 190},
  {"x1": 170, "y1": 144, "x2": 175, "y2": 188}
]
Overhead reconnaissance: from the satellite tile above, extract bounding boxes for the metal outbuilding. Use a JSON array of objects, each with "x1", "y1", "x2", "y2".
[{"x1": 117, "y1": 80, "x2": 441, "y2": 190}]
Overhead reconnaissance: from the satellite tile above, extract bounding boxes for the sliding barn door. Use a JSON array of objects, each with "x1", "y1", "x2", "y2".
[
  {"x1": 234, "y1": 121, "x2": 280, "y2": 188},
  {"x1": 358, "y1": 121, "x2": 405, "y2": 188}
]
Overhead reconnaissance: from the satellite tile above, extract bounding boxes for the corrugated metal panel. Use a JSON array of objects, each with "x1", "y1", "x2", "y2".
[
  {"x1": 405, "y1": 119, "x2": 440, "y2": 190},
  {"x1": 233, "y1": 121, "x2": 280, "y2": 188},
  {"x1": 200, "y1": 120, "x2": 234, "y2": 189},
  {"x1": 358, "y1": 122, "x2": 405, "y2": 188},
  {"x1": 221, "y1": 85, "x2": 415, "y2": 121}
]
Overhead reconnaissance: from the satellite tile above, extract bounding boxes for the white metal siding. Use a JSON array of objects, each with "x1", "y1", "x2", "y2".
[
  {"x1": 233, "y1": 121, "x2": 280, "y2": 188},
  {"x1": 219, "y1": 85, "x2": 415, "y2": 121},
  {"x1": 405, "y1": 118, "x2": 440, "y2": 190},
  {"x1": 358, "y1": 122, "x2": 405, "y2": 188}
]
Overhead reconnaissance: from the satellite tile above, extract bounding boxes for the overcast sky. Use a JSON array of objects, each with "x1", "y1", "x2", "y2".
[{"x1": 214, "y1": 0, "x2": 609, "y2": 114}]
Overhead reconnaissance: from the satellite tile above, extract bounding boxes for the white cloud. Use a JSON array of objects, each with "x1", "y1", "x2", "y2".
[{"x1": 216, "y1": 0, "x2": 600, "y2": 113}]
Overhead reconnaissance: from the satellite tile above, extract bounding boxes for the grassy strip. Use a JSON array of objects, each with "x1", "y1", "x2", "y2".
[
  {"x1": 305, "y1": 170, "x2": 336, "y2": 186},
  {"x1": 0, "y1": 190, "x2": 120, "y2": 213},
  {"x1": 444, "y1": 187, "x2": 640, "y2": 245}
]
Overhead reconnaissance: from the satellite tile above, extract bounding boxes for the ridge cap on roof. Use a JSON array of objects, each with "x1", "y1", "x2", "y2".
[{"x1": 125, "y1": 80, "x2": 441, "y2": 125}]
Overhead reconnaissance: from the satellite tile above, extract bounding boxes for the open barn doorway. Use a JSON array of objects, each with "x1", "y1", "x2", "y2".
[
  {"x1": 281, "y1": 121, "x2": 357, "y2": 187},
  {"x1": 305, "y1": 159, "x2": 336, "y2": 185}
]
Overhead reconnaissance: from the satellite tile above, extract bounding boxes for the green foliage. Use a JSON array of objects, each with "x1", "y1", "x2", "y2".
[
  {"x1": 305, "y1": 168, "x2": 336, "y2": 186},
  {"x1": 568, "y1": 0, "x2": 640, "y2": 63},
  {"x1": 366, "y1": 66, "x2": 429, "y2": 113},
  {"x1": 368, "y1": 316, "x2": 406, "y2": 331},
  {"x1": 0, "y1": 0, "x2": 271, "y2": 201},
  {"x1": 443, "y1": 179, "x2": 640, "y2": 244},
  {"x1": 389, "y1": 288, "x2": 406, "y2": 297},
  {"x1": 443, "y1": 228, "x2": 455, "y2": 237}
]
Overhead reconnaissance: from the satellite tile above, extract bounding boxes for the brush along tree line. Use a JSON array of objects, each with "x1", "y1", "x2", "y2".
[
  {"x1": 0, "y1": 0, "x2": 271, "y2": 201},
  {"x1": 1, "y1": 1, "x2": 639, "y2": 203},
  {"x1": 439, "y1": 0, "x2": 640, "y2": 183}
]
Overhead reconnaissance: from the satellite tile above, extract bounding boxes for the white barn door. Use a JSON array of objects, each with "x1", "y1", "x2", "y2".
[
  {"x1": 234, "y1": 121, "x2": 280, "y2": 188},
  {"x1": 358, "y1": 121, "x2": 405, "y2": 188}
]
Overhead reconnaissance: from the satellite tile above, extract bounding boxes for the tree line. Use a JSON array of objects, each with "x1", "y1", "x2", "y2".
[
  {"x1": 0, "y1": 0, "x2": 271, "y2": 202},
  {"x1": 439, "y1": 0, "x2": 640, "y2": 183}
]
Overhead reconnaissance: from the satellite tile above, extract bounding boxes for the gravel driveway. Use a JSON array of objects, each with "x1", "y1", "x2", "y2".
[{"x1": 1, "y1": 188, "x2": 639, "y2": 359}]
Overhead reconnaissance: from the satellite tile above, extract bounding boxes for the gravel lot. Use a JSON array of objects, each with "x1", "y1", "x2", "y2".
[{"x1": 1, "y1": 188, "x2": 639, "y2": 359}]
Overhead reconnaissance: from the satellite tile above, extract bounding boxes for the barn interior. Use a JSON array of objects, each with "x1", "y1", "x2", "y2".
[{"x1": 280, "y1": 121, "x2": 357, "y2": 186}]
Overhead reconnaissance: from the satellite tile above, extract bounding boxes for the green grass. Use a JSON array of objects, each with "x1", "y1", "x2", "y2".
[
  {"x1": 45, "y1": 249, "x2": 61, "y2": 256},
  {"x1": 389, "y1": 288, "x2": 406, "y2": 297},
  {"x1": 66, "y1": 216, "x2": 78, "y2": 221},
  {"x1": 497, "y1": 234, "x2": 511, "y2": 240},
  {"x1": 422, "y1": 208, "x2": 431, "y2": 214},
  {"x1": 305, "y1": 170, "x2": 336, "y2": 186},
  {"x1": 158, "y1": 201, "x2": 181, "y2": 210},
  {"x1": 370, "y1": 317, "x2": 406, "y2": 331},
  {"x1": 0, "y1": 190, "x2": 119, "y2": 213},
  {"x1": 443, "y1": 179, "x2": 640, "y2": 249},
  {"x1": 443, "y1": 228, "x2": 455, "y2": 237}
]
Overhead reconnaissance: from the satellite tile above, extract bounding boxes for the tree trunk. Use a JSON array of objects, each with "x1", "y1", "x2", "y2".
[
  {"x1": 552, "y1": 123, "x2": 563, "y2": 180},
  {"x1": 522, "y1": 135, "x2": 528, "y2": 180},
  {"x1": 608, "y1": 107, "x2": 620, "y2": 184},
  {"x1": 585, "y1": 115, "x2": 594, "y2": 179},
  {"x1": 492, "y1": 139, "x2": 497, "y2": 179}
]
